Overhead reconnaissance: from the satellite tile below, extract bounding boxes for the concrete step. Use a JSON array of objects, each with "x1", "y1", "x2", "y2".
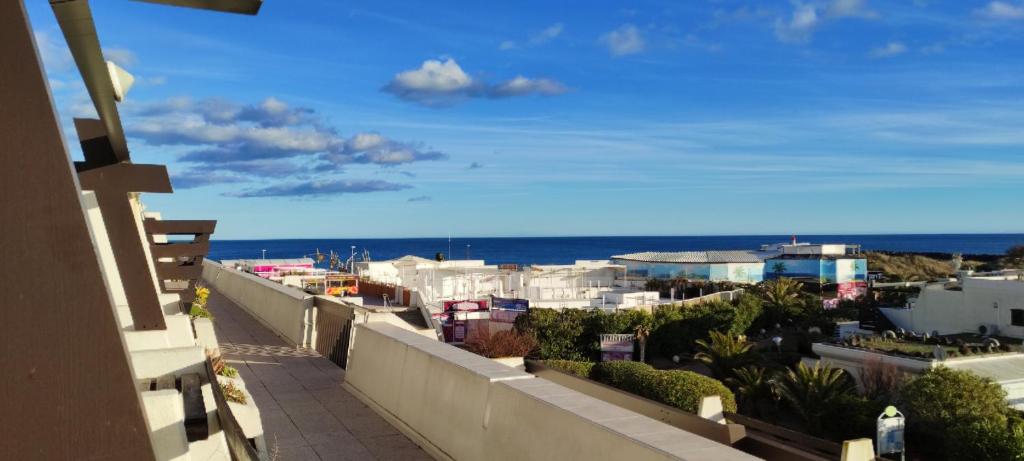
[{"x1": 141, "y1": 390, "x2": 191, "y2": 461}]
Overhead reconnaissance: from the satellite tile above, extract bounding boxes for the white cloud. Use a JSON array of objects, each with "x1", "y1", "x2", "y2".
[
  {"x1": 389, "y1": 58, "x2": 473, "y2": 94},
  {"x1": 34, "y1": 31, "x2": 72, "y2": 72},
  {"x1": 123, "y1": 96, "x2": 447, "y2": 192},
  {"x1": 382, "y1": 58, "x2": 568, "y2": 106},
  {"x1": 774, "y1": 4, "x2": 819, "y2": 43},
  {"x1": 870, "y1": 41, "x2": 908, "y2": 58},
  {"x1": 530, "y1": 23, "x2": 564, "y2": 45},
  {"x1": 600, "y1": 24, "x2": 646, "y2": 57},
  {"x1": 500, "y1": 23, "x2": 564, "y2": 51},
  {"x1": 976, "y1": 1, "x2": 1024, "y2": 20},
  {"x1": 826, "y1": 0, "x2": 878, "y2": 18},
  {"x1": 775, "y1": 1, "x2": 877, "y2": 44},
  {"x1": 103, "y1": 48, "x2": 138, "y2": 67},
  {"x1": 490, "y1": 76, "x2": 568, "y2": 97}
]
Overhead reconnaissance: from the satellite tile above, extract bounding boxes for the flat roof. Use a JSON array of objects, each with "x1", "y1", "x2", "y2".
[{"x1": 611, "y1": 250, "x2": 777, "y2": 264}]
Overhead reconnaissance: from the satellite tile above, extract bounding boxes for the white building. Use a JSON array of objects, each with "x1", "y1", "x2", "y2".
[
  {"x1": 881, "y1": 272, "x2": 1024, "y2": 339},
  {"x1": 355, "y1": 256, "x2": 657, "y2": 311}
]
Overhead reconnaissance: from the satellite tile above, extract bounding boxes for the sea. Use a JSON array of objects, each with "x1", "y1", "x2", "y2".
[{"x1": 209, "y1": 234, "x2": 1024, "y2": 267}]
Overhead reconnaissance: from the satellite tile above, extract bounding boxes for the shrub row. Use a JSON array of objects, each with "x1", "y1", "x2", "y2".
[{"x1": 545, "y1": 360, "x2": 737, "y2": 414}]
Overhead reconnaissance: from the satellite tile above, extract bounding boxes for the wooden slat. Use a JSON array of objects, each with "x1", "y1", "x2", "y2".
[
  {"x1": 144, "y1": 218, "x2": 217, "y2": 235},
  {"x1": 155, "y1": 262, "x2": 203, "y2": 281},
  {"x1": 180, "y1": 373, "x2": 209, "y2": 442},
  {"x1": 151, "y1": 241, "x2": 210, "y2": 259},
  {"x1": 77, "y1": 163, "x2": 173, "y2": 192}
]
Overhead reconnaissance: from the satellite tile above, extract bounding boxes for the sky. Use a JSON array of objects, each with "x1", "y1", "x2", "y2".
[{"x1": 25, "y1": 0, "x2": 1024, "y2": 239}]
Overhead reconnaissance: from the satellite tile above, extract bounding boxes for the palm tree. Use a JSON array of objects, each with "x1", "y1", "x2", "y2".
[
  {"x1": 727, "y1": 366, "x2": 776, "y2": 416},
  {"x1": 760, "y1": 277, "x2": 803, "y2": 324},
  {"x1": 774, "y1": 362, "x2": 854, "y2": 435},
  {"x1": 635, "y1": 324, "x2": 651, "y2": 363},
  {"x1": 695, "y1": 330, "x2": 756, "y2": 381}
]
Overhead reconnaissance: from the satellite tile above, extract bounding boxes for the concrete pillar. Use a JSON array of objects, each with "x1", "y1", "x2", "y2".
[{"x1": 840, "y1": 438, "x2": 875, "y2": 461}]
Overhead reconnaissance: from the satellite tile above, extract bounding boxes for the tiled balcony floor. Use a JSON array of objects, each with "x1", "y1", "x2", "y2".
[{"x1": 206, "y1": 289, "x2": 431, "y2": 461}]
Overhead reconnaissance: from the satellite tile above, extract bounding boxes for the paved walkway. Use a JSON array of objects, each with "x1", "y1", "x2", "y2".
[{"x1": 206, "y1": 289, "x2": 431, "y2": 461}]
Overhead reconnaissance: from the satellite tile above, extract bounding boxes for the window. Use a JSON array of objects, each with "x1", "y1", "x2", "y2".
[{"x1": 1012, "y1": 309, "x2": 1024, "y2": 327}]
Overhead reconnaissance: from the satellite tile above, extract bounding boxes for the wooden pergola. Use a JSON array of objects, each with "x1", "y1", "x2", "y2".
[{"x1": 0, "y1": 1, "x2": 260, "y2": 459}]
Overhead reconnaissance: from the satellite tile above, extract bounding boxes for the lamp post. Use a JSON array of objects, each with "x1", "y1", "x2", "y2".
[{"x1": 261, "y1": 249, "x2": 266, "y2": 259}]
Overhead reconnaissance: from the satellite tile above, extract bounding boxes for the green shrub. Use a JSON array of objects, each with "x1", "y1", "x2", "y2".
[
  {"x1": 590, "y1": 361, "x2": 737, "y2": 413},
  {"x1": 946, "y1": 419, "x2": 1024, "y2": 461},
  {"x1": 648, "y1": 300, "x2": 752, "y2": 356},
  {"x1": 590, "y1": 361, "x2": 654, "y2": 394},
  {"x1": 515, "y1": 308, "x2": 588, "y2": 360},
  {"x1": 542, "y1": 360, "x2": 594, "y2": 378},
  {"x1": 650, "y1": 369, "x2": 737, "y2": 414},
  {"x1": 899, "y1": 367, "x2": 1012, "y2": 460}
]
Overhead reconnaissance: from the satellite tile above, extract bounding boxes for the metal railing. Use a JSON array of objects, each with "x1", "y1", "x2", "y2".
[{"x1": 313, "y1": 297, "x2": 358, "y2": 368}]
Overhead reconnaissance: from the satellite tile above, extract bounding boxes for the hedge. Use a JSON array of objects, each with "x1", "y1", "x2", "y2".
[
  {"x1": 590, "y1": 361, "x2": 737, "y2": 413},
  {"x1": 542, "y1": 360, "x2": 594, "y2": 378}
]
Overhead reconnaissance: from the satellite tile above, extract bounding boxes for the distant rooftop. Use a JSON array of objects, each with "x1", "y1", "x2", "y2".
[{"x1": 611, "y1": 250, "x2": 777, "y2": 264}]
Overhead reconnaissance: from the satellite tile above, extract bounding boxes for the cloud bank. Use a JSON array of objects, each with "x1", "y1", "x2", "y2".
[{"x1": 123, "y1": 96, "x2": 446, "y2": 196}]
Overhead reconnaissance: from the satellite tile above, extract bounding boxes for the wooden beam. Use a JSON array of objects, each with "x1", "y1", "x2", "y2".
[
  {"x1": 78, "y1": 162, "x2": 174, "y2": 331},
  {"x1": 150, "y1": 241, "x2": 210, "y2": 259},
  {"x1": 0, "y1": 2, "x2": 155, "y2": 458},
  {"x1": 131, "y1": 0, "x2": 262, "y2": 15},
  {"x1": 155, "y1": 262, "x2": 204, "y2": 281},
  {"x1": 144, "y1": 219, "x2": 217, "y2": 235},
  {"x1": 50, "y1": 0, "x2": 130, "y2": 162}
]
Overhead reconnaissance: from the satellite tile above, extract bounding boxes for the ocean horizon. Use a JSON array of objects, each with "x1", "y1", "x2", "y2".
[{"x1": 209, "y1": 233, "x2": 1024, "y2": 267}]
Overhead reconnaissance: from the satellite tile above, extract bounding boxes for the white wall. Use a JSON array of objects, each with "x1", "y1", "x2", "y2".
[
  {"x1": 344, "y1": 322, "x2": 760, "y2": 461},
  {"x1": 881, "y1": 277, "x2": 1024, "y2": 338}
]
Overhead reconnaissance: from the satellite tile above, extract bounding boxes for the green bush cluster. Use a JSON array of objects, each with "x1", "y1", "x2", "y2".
[
  {"x1": 590, "y1": 361, "x2": 737, "y2": 413},
  {"x1": 542, "y1": 360, "x2": 594, "y2": 378},
  {"x1": 899, "y1": 367, "x2": 1024, "y2": 460},
  {"x1": 516, "y1": 294, "x2": 764, "y2": 361}
]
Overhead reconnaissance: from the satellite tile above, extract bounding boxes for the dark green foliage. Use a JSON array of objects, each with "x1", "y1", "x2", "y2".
[
  {"x1": 898, "y1": 367, "x2": 1014, "y2": 460},
  {"x1": 694, "y1": 330, "x2": 757, "y2": 381},
  {"x1": 647, "y1": 298, "x2": 759, "y2": 357},
  {"x1": 821, "y1": 393, "x2": 885, "y2": 442},
  {"x1": 774, "y1": 362, "x2": 856, "y2": 436},
  {"x1": 946, "y1": 419, "x2": 1024, "y2": 461},
  {"x1": 542, "y1": 360, "x2": 594, "y2": 378},
  {"x1": 590, "y1": 361, "x2": 737, "y2": 413},
  {"x1": 515, "y1": 308, "x2": 589, "y2": 360},
  {"x1": 728, "y1": 366, "x2": 776, "y2": 417}
]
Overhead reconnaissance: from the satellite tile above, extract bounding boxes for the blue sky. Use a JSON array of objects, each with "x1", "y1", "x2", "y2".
[{"x1": 26, "y1": 0, "x2": 1024, "y2": 239}]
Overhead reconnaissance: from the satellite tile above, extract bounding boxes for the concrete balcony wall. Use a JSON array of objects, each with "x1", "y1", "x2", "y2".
[{"x1": 345, "y1": 322, "x2": 761, "y2": 461}]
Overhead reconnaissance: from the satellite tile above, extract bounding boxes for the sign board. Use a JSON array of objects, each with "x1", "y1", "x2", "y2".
[
  {"x1": 490, "y1": 297, "x2": 528, "y2": 324},
  {"x1": 837, "y1": 281, "x2": 868, "y2": 300},
  {"x1": 443, "y1": 300, "x2": 488, "y2": 312},
  {"x1": 877, "y1": 407, "x2": 906, "y2": 457},
  {"x1": 600, "y1": 334, "x2": 635, "y2": 362}
]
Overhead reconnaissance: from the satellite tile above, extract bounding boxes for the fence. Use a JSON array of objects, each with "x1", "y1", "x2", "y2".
[{"x1": 312, "y1": 296, "x2": 358, "y2": 368}]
